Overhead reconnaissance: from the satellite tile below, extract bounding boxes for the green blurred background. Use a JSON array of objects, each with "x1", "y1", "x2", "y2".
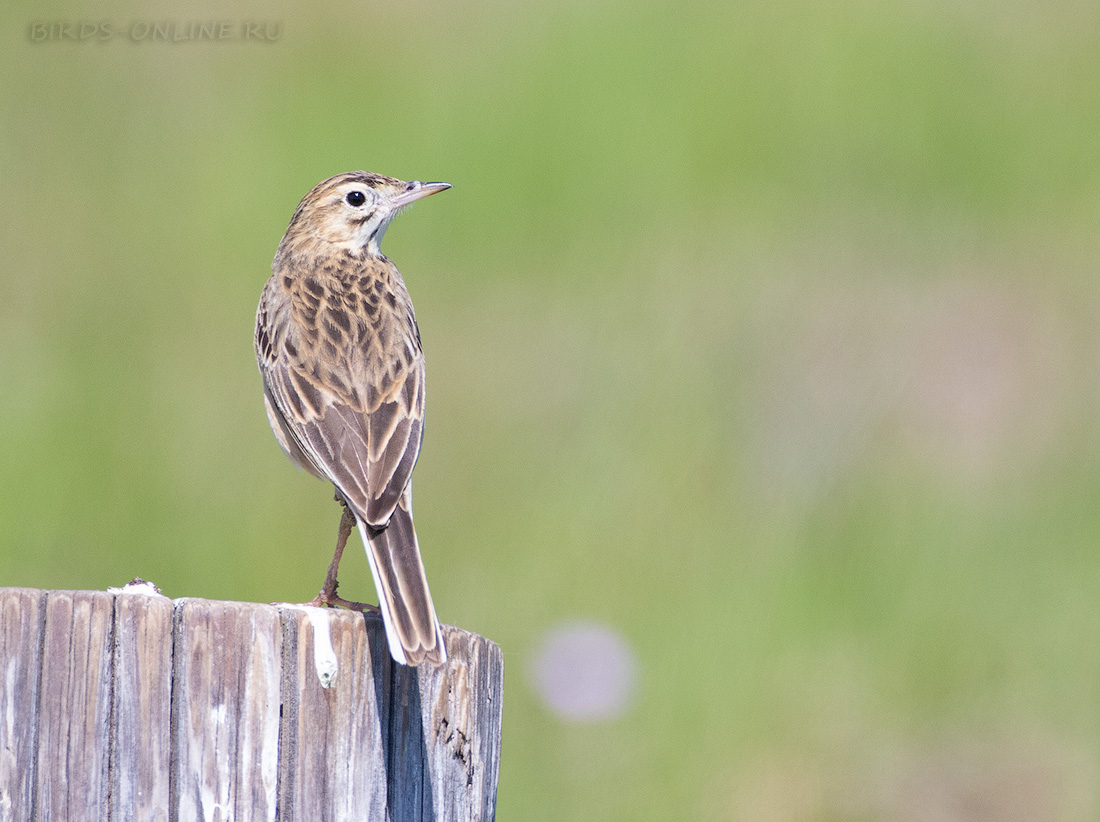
[{"x1": 5, "y1": 0, "x2": 1100, "y2": 818}]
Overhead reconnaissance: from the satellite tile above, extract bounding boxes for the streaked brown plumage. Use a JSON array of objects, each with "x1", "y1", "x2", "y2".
[{"x1": 256, "y1": 171, "x2": 450, "y2": 666}]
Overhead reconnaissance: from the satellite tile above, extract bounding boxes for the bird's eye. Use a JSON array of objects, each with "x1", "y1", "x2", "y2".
[{"x1": 346, "y1": 191, "x2": 366, "y2": 207}]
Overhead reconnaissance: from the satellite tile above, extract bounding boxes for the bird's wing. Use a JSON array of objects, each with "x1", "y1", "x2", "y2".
[{"x1": 256, "y1": 282, "x2": 424, "y2": 527}]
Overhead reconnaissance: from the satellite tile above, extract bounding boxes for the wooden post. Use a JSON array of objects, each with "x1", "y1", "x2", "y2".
[{"x1": 0, "y1": 586, "x2": 503, "y2": 822}]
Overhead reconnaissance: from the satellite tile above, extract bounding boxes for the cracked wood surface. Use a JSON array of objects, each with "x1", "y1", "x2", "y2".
[{"x1": 0, "y1": 588, "x2": 503, "y2": 822}]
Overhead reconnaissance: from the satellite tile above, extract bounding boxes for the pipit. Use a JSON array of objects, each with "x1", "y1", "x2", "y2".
[{"x1": 256, "y1": 171, "x2": 451, "y2": 666}]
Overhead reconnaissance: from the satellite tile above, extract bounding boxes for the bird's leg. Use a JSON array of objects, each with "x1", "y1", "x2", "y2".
[
  {"x1": 308, "y1": 499, "x2": 379, "y2": 613},
  {"x1": 312, "y1": 503, "x2": 355, "y2": 603}
]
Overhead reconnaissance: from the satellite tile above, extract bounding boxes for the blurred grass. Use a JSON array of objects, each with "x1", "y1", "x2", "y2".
[{"x1": 5, "y1": 0, "x2": 1100, "y2": 818}]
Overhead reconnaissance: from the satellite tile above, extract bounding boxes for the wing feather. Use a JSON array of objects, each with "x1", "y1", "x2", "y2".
[{"x1": 258, "y1": 285, "x2": 424, "y2": 529}]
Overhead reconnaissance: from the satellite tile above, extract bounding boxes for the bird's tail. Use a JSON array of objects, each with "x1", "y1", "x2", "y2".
[{"x1": 356, "y1": 504, "x2": 447, "y2": 666}]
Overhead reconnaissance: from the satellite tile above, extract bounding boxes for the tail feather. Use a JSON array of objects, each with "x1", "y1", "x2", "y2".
[{"x1": 356, "y1": 506, "x2": 446, "y2": 666}]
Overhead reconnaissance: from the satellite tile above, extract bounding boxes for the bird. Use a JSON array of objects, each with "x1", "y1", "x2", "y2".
[{"x1": 255, "y1": 171, "x2": 451, "y2": 666}]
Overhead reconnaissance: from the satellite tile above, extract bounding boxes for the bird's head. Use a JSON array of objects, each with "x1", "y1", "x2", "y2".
[{"x1": 279, "y1": 171, "x2": 451, "y2": 257}]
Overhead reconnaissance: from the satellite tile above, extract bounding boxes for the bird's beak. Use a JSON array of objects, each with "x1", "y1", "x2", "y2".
[{"x1": 391, "y1": 181, "x2": 452, "y2": 208}]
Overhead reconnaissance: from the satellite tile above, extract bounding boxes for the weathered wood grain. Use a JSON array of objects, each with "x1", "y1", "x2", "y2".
[
  {"x1": 368, "y1": 623, "x2": 506, "y2": 822},
  {"x1": 421, "y1": 628, "x2": 505, "y2": 822},
  {"x1": 110, "y1": 590, "x2": 174, "y2": 822},
  {"x1": 0, "y1": 587, "x2": 45, "y2": 822},
  {"x1": 278, "y1": 607, "x2": 387, "y2": 822},
  {"x1": 0, "y1": 588, "x2": 504, "y2": 822},
  {"x1": 35, "y1": 590, "x2": 115, "y2": 822},
  {"x1": 171, "y1": 598, "x2": 282, "y2": 822}
]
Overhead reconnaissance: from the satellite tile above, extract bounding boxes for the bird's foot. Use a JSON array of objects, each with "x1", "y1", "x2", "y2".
[
  {"x1": 307, "y1": 587, "x2": 380, "y2": 614},
  {"x1": 303, "y1": 505, "x2": 378, "y2": 611}
]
